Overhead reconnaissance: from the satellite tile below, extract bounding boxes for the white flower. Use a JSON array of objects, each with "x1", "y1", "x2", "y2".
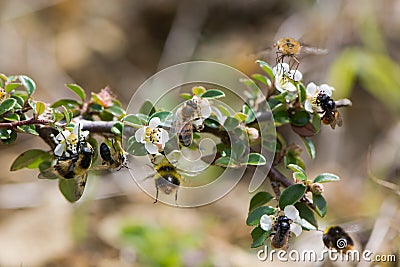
[
  {"x1": 135, "y1": 117, "x2": 169, "y2": 154},
  {"x1": 54, "y1": 123, "x2": 89, "y2": 157},
  {"x1": 260, "y1": 214, "x2": 274, "y2": 231},
  {"x1": 304, "y1": 82, "x2": 335, "y2": 113},
  {"x1": 272, "y1": 63, "x2": 303, "y2": 93},
  {"x1": 192, "y1": 96, "x2": 211, "y2": 127},
  {"x1": 284, "y1": 205, "x2": 303, "y2": 237}
]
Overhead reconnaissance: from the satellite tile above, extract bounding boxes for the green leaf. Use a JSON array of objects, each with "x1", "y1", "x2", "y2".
[
  {"x1": 106, "y1": 105, "x2": 125, "y2": 117},
  {"x1": 223, "y1": 117, "x2": 240, "y2": 131},
  {"x1": 19, "y1": 75, "x2": 36, "y2": 95},
  {"x1": 313, "y1": 193, "x2": 327, "y2": 217},
  {"x1": 10, "y1": 149, "x2": 51, "y2": 171},
  {"x1": 123, "y1": 114, "x2": 144, "y2": 126},
  {"x1": 204, "y1": 117, "x2": 220, "y2": 129},
  {"x1": 149, "y1": 111, "x2": 172, "y2": 122},
  {"x1": 243, "y1": 105, "x2": 256, "y2": 124},
  {"x1": 3, "y1": 113, "x2": 19, "y2": 121},
  {"x1": 201, "y1": 89, "x2": 225, "y2": 99},
  {"x1": 290, "y1": 110, "x2": 310, "y2": 127},
  {"x1": 111, "y1": 121, "x2": 123, "y2": 136},
  {"x1": 0, "y1": 98, "x2": 16, "y2": 115},
  {"x1": 127, "y1": 137, "x2": 147, "y2": 156},
  {"x1": 245, "y1": 153, "x2": 266, "y2": 166},
  {"x1": 313, "y1": 173, "x2": 340, "y2": 183},
  {"x1": 217, "y1": 105, "x2": 231, "y2": 117},
  {"x1": 89, "y1": 103, "x2": 104, "y2": 112},
  {"x1": 246, "y1": 205, "x2": 276, "y2": 226},
  {"x1": 251, "y1": 226, "x2": 269, "y2": 248},
  {"x1": 11, "y1": 95, "x2": 24, "y2": 108},
  {"x1": 18, "y1": 125, "x2": 39, "y2": 135},
  {"x1": 1, "y1": 130, "x2": 17, "y2": 144},
  {"x1": 51, "y1": 99, "x2": 81, "y2": 108},
  {"x1": 256, "y1": 60, "x2": 274, "y2": 79},
  {"x1": 62, "y1": 105, "x2": 71, "y2": 124},
  {"x1": 233, "y1": 112, "x2": 247, "y2": 122},
  {"x1": 294, "y1": 202, "x2": 318, "y2": 228},
  {"x1": 273, "y1": 110, "x2": 290, "y2": 126},
  {"x1": 311, "y1": 113, "x2": 321, "y2": 133},
  {"x1": 66, "y1": 84, "x2": 86, "y2": 101},
  {"x1": 287, "y1": 164, "x2": 306, "y2": 175},
  {"x1": 35, "y1": 101, "x2": 46, "y2": 116},
  {"x1": 232, "y1": 141, "x2": 245, "y2": 161},
  {"x1": 139, "y1": 100, "x2": 156, "y2": 116},
  {"x1": 59, "y1": 178, "x2": 81, "y2": 203},
  {"x1": 215, "y1": 156, "x2": 233, "y2": 167},
  {"x1": 249, "y1": 192, "x2": 274, "y2": 211},
  {"x1": 251, "y1": 73, "x2": 272, "y2": 87},
  {"x1": 302, "y1": 137, "x2": 316, "y2": 159},
  {"x1": 279, "y1": 184, "x2": 307, "y2": 209},
  {"x1": 192, "y1": 86, "x2": 206, "y2": 96},
  {"x1": 5, "y1": 82, "x2": 21, "y2": 93},
  {"x1": 293, "y1": 172, "x2": 307, "y2": 181},
  {"x1": 180, "y1": 93, "x2": 192, "y2": 100},
  {"x1": 297, "y1": 83, "x2": 306, "y2": 103}
]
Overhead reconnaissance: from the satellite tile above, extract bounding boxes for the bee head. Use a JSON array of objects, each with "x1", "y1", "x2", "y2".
[{"x1": 80, "y1": 143, "x2": 94, "y2": 156}]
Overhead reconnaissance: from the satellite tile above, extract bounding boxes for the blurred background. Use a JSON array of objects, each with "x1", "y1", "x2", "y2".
[{"x1": 0, "y1": 0, "x2": 400, "y2": 266}]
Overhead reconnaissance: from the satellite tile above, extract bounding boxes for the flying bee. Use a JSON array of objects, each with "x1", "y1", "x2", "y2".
[
  {"x1": 39, "y1": 127, "x2": 94, "y2": 202},
  {"x1": 274, "y1": 38, "x2": 328, "y2": 72},
  {"x1": 316, "y1": 93, "x2": 343, "y2": 129},
  {"x1": 145, "y1": 154, "x2": 183, "y2": 204},
  {"x1": 174, "y1": 96, "x2": 204, "y2": 147},
  {"x1": 99, "y1": 139, "x2": 128, "y2": 170},
  {"x1": 323, "y1": 226, "x2": 354, "y2": 252},
  {"x1": 270, "y1": 215, "x2": 292, "y2": 249}
]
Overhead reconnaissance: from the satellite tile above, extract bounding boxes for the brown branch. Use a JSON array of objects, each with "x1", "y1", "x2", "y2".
[
  {"x1": 267, "y1": 166, "x2": 294, "y2": 188},
  {"x1": 0, "y1": 119, "x2": 50, "y2": 129}
]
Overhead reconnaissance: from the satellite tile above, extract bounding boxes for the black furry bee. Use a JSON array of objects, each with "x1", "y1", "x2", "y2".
[
  {"x1": 39, "y1": 127, "x2": 94, "y2": 202},
  {"x1": 271, "y1": 216, "x2": 291, "y2": 249},
  {"x1": 99, "y1": 139, "x2": 127, "y2": 170},
  {"x1": 323, "y1": 226, "x2": 354, "y2": 252},
  {"x1": 316, "y1": 93, "x2": 343, "y2": 129}
]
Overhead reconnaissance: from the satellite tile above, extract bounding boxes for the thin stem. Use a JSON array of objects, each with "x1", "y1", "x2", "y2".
[{"x1": 0, "y1": 119, "x2": 50, "y2": 129}]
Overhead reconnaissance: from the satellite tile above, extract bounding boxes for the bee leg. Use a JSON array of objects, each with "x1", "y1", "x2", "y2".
[
  {"x1": 174, "y1": 190, "x2": 178, "y2": 206},
  {"x1": 154, "y1": 187, "x2": 159, "y2": 204}
]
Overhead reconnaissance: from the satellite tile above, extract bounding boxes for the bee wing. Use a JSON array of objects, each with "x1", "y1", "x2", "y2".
[
  {"x1": 301, "y1": 45, "x2": 328, "y2": 55},
  {"x1": 335, "y1": 98, "x2": 352, "y2": 108},
  {"x1": 58, "y1": 172, "x2": 88, "y2": 202},
  {"x1": 38, "y1": 166, "x2": 59, "y2": 179}
]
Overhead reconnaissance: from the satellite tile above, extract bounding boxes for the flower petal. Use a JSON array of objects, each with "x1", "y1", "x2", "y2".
[
  {"x1": 319, "y1": 84, "x2": 334, "y2": 96},
  {"x1": 284, "y1": 205, "x2": 300, "y2": 221},
  {"x1": 274, "y1": 75, "x2": 286, "y2": 93},
  {"x1": 145, "y1": 142, "x2": 159, "y2": 154},
  {"x1": 306, "y1": 82, "x2": 317, "y2": 97},
  {"x1": 273, "y1": 63, "x2": 289, "y2": 76},
  {"x1": 200, "y1": 99, "x2": 211, "y2": 118},
  {"x1": 73, "y1": 123, "x2": 82, "y2": 135},
  {"x1": 149, "y1": 117, "x2": 161, "y2": 129},
  {"x1": 56, "y1": 130, "x2": 70, "y2": 141},
  {"x1": 54, "y1": 144, "x2": 65, "y2": 157},
  {"x1": 290, "y1": 70, "x2": 303, "y2": 82},
  {"x1": 135, "y1": 127, "x2": 145, "y2": 143},
  {"x1": 260, "y1": 215, "x2": 273, "y2": 231},
  {"x1": 290, "y1": 223, "x2": 302, "y2": 237},
  {"x1": 285, "y1": 82, "x2": 297, "y2": 92},
  {"x1": 160, "y1": 129, "x2": 169, "y2": 144},
  {"x1": 304, "y1": 99, "x2": 314, "y2": 113}
]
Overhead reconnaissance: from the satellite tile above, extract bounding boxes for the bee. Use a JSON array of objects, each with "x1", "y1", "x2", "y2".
[
  {"x1": 323, "y1": 226, "x2": 354, "y2": 252},
  {"x1": 147, "y1": 155, "x2": 183, "y2": 204},
  {"x1": 39, "y1": 128, "x2": 94, "y2": 202},
  {"x1": 270, "y1": 215, "x2": 291, "y2": 249},
  {"x1": 99, "y1": 139, "x2": 128, "y2": 170},
  {"x1": 174, "y1": 96, "x2": 204, "y2": 147},
  {"x1": 273, "y1": 37, "x2": 328, "y2": 71},
  {"x1": 316, "y1": 93, "x2": 343, "y2": 129}
]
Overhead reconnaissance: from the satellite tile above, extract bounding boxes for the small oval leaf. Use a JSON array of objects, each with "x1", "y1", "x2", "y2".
[
  {"x1": 35, "y1": 101, "x2": 46, "y2": 116},
  {"x1": 313, "y1": 173, "x2": 340, "y2": 183},
  {"x1": 251, "y1": 226, "x2": 269, "y2": 248},
  {"x1": 19, "y1": 75, "x2": 36, "y2": 95},
  {"x1": 302, "y1": 137, "x2": 316, "y2": 159},
  {"x1": 246, "y1": 206, "x2": 276, "y2": 226},
  {"x1": 313, "y1": 193, "x2": 327, "y2": 217},
  {"x1": 201, "y1": 89, "x2": 225, "y2": 99},
  {"x1": 249, "y1": 192, "x2": 274, "y2": 211},
  {"x1": 279, "y1": 184, "x2": 307, "y2": 209},
  {"x1": 10, "y1": 149, "x2": 51, "y2": 171},
  {"x1": 245, "y1": 153, "x2": 266, "y2": 166},
  {"x1": 287, "y1": 164, "x2": 306, "y2": 175},
  {"x1": 0, "y1": 98, "x2": 16, "y2": 115},
  {"x1": 66, "y1": 84, "x2": 86, "y2": 101}
]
